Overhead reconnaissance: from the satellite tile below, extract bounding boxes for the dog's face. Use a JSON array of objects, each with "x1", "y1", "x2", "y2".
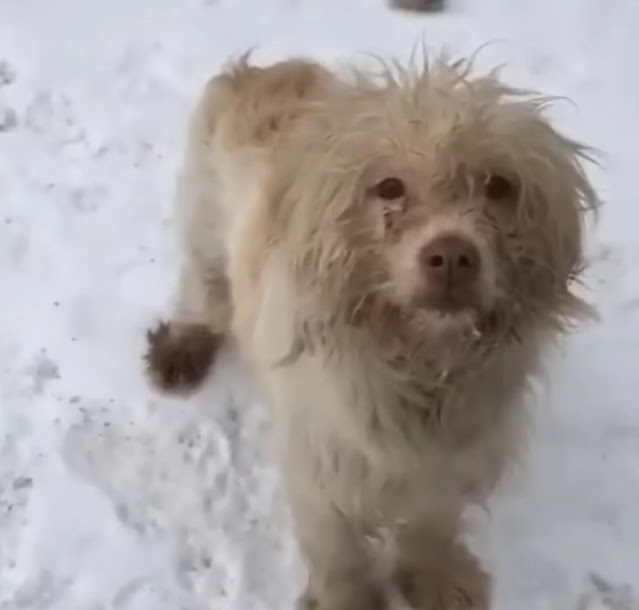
[
  {"x1": 277, "y1": 59, "x2": 598, "y2": 338},
  {"x1": 360, "y1": 158, "x2": 501, "y2": 317}
]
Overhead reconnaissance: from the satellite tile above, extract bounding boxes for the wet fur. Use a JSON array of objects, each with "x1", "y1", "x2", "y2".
[{"x1": 145, "y1": 52, "x2": 598, "y2": 609}]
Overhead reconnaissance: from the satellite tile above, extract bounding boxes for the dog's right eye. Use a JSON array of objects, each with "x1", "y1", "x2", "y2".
[
  {"x1": 374, "y1": 177, "x2": 405, "y2": 200},
  {"x1": 484, "y1": 174, "x2": 515, "y2": 201}
]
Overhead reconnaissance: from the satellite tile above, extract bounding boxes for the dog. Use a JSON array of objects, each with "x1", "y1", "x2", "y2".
[{"x1": 144, "y1": 52, "x2": 598, "y2": 610}]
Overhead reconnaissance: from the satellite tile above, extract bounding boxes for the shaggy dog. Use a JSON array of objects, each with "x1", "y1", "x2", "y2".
[{"x1": 144, "y1": 52, "x2": 598, "y2": 610}]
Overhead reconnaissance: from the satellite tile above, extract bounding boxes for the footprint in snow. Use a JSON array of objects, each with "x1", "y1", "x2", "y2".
[
  {"x1": 0, "y1": 105, "x2": 17, "y2": 132},
  {"x1": 0, "y1": 61, "x2": 17, "y2": 132},
  {"x1": 0, "y1": 60, "x2": 16, "y2": 86},
  {"x1": 577, "y1": 574, "x2": 639, "y2": 610},
  {"x1": 25, "y1": 350, "x2": 61, "y2": 394}
]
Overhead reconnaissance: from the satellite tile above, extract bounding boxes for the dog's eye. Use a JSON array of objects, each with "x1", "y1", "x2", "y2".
[
  {"x1": 374, "y1": 177, "x2": 405, "y2": 200},
  {"x1": 484, "y1": 175, "x2": 515, "y2": 201}
]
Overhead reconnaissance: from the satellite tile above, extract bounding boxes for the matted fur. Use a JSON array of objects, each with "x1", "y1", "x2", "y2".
[{"x1": 146, "y1": 51, "x2": 599, "y2": 610}]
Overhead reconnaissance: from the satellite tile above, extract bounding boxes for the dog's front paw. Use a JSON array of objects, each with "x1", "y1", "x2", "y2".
[
  {"x1": 297, "y1": 582, "x2": 386, "y2": 610},
  {"x1": 144, "y1": 320, "x2": 221, "y2": 394},
  {"x1": 395, "y1": 543, "x2": 491, "y2": 610}
]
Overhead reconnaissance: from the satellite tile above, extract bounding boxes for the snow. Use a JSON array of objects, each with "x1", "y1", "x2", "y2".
[{"x1": 0, "y1": 0, "x2": 638, "y2": 608}]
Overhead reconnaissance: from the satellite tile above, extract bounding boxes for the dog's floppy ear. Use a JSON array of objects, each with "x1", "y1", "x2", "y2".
[{"x1": 503, "y1": 106, "x2": 601, "y2": 326}]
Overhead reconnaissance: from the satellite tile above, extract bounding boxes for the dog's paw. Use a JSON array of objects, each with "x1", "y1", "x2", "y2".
[
  {"x1": 395, "y1": 543, "x2": 491, "y2": 610},
  {"x1": 144, "y1": 321, "x2": 221, "y2": 394},
  {"x1": 298, "y1": 583, "x2": 386, "y2": 610}
]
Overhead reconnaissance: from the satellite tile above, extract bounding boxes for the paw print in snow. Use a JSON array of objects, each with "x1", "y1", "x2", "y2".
[
  {"x1": 26, "y1": 350, "x2": 61, "y2": 394},
  {"x1": 0, "y1": 60, "x2": 18, "y2": 132},
  {"x1": 0, "y1": 60, "x2": 16, "y2": 86},
  {"x1": 0, "y1": 105, "x2": 17, "y2": 132},
  {"x1": 577, "y1": 574, "x2": 639, "y2": 610}
]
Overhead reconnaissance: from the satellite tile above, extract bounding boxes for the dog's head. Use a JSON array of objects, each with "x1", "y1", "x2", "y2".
[{"x1": 272, "y1": 56, "x2": 599, "y2": 343}]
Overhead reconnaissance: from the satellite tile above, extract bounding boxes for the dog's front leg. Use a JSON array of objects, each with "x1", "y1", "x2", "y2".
[
  {"x1": 394, "y1": 512, "x2": 491, "y2": 610},
  {"x1": 144, "y1": 257, "x2": 229, "y2": 394},
  {"x1": 290, "y1": 493, "x2": 385, "y2": 610}
]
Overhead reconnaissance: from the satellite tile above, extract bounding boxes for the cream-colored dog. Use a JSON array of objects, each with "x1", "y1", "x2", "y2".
[{"x1": 144, "y1": 52, "x2": 598, "y2": 610}]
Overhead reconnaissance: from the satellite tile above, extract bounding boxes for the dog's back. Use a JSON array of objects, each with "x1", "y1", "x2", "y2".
[
  {"x1": 174, "y1": 56, "x2": 337, "y2": 303},
  {"x1": 192, "y1": 55, "x2": 335, "y2": 155}
]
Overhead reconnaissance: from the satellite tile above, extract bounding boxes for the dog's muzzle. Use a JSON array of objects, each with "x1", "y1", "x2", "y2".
[{"x1": 418, "y1": 233, "x2": 482, "y2": 312}]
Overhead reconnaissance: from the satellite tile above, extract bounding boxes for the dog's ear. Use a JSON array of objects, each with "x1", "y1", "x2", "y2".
[
  {"x1": 505, "y1": 108, "x2": 601, "y2": 326},
  {"x1": 539, "y1": 125, "x2": 598, "y2": 275}
]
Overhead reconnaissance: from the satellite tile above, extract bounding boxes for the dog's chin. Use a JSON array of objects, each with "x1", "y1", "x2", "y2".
[
  {"x1": 405, "y1": 290, "x2": 491, "y2": 339},
  {"x1": 353, "y1": 286, "x2": 494, "y2": 343},
  {"x1": 417, "y1": 305, "x2": 482, "y2": 335}
]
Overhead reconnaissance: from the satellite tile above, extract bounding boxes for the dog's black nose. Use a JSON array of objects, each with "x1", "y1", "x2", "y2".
[{"x1": 420, "y1": 234, "x2": 480, "y2": 295}]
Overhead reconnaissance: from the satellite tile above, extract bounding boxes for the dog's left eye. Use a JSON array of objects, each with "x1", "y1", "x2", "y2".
[
  {"x1": 484, "y1": 175, "x2": 515, "y2": 201},
  {"x1": 374, "y1": 177, "x2": 405, "y2": 200}
]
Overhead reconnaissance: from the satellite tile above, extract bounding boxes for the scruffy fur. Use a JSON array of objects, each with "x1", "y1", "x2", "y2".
[{"x1": 145, "y1": 52, "x2": 598, "y2": 610}]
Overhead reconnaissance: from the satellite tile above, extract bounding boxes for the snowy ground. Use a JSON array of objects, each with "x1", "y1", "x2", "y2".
[{"x1": 1, "y1": 0, "x2": 638, "y2": 608}]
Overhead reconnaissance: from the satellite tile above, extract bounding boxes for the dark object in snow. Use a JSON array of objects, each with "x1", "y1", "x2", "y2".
[{"x1": 390, "y1": 0, "x2": 445, "y2": 12}]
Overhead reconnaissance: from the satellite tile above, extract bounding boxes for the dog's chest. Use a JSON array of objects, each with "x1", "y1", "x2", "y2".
[{"x1": 273, "y1": 346, "x2": 527, "y2": 523}]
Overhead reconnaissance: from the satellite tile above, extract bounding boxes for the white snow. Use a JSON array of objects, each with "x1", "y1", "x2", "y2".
[{"x1": 1, "y1": 0, "x2": 638, "y2": 608}]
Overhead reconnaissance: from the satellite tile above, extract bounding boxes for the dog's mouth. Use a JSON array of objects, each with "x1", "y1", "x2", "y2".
[
  {"x1": 351, "y1": 290, "x2": 491, "y2": 340},
  {"x1": 411, "y1": 284, "x2": 485, "y2": 317}
]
